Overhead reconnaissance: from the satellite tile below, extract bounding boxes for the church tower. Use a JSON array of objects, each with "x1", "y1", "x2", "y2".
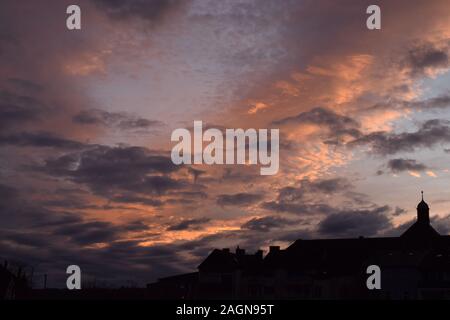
[
  {"x1": 417, "y1": 191, "x2": 430, "y2": 224},
  {"x1": 401, "y1": 191, "x2": 439, "y2": 239}
]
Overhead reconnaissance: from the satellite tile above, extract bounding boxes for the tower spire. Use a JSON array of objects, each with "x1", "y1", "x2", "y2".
[{"x1": 417, "y1": 191, "x2": 429, "y2": 224}]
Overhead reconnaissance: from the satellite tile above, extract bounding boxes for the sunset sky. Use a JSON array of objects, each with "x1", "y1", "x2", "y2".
[{"x1": 1, "y1": 0, "x2": 450, "y2": 287}]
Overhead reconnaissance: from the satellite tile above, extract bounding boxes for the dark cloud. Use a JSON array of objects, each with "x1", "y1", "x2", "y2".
[
  {"x1": 273, "y1": 107, "x2": 358, "y2": 130},
  {"x1": 216, "y1": 192, "x2": 263, "y2": 207},
  {"x1": 360, "y1": 94, "x2": 450, "y2": 115},
  {"x1": 92, "y1": 0, "x2": 185, "y2": 22},
  {"x1": 43, "y1": 145, "x2": 184, "y2": 196},
  {"x1": 40, "y1": 197, "x2": 102, "y2": 210},
  {"x1": 0, "y1": 90, "x2": 46, "y2": 130},
  {"x1": 272, "y1": 107, "x2": 361, "y2": 144},
  {"x1": 407, "y1": 95, "x2": 450, "y2": 110},
  {"x1": 317, "y1": 206, "x2": 392, "y2": 238},
  {"x1": 301, "y1": 177, "x2": 352, "y2": 194},
  {"x1": 241, "y1": 215, "x2": 291, "y2": 232},
  {"x1": 0, "y1": 194, "x2": 83, "y2": 230},
  {"x1": 111, "y1": 194, "x2": 164, "y2": 207},
  {"x1": 164, "y1": 190, "x2": 208, "y2": 205},
  {"x1": 262, "y1": 177, "x2": 352, "y2": 214},
  {"x1": 262, "y1": 201, "x2": 335, "y2": 215},
  {"x1": 407, "y1": 45, "x2": 449, "y2": 75},
  {"x1": 386, "y1": 158, "x2": 428, "y2": 173},
  {"x1": 349, "y1": 119, "x2": 450, "y2": 155},
  {"x1": 54, "y1": 221, "x2": 120, "y2": 245},
  {"x1": 3, "y1": 230, "x2": 54, "y2": 248},
  {"x1": 0, "y1": 183, "x2": 19, "y2": 199},
  {"x1": 0, "y1": 131, "x2": 87, "y2": 149},
  {"x1": 431, "y1": 215, "x2": 450, "y2": 235},
  {"x1": 393, "y1": 206, "x2": 407, "y2": 216},
  {"x1": 53, "y1": 219, "x2": 150, "y2": 245},
  {"x1": 73, "y1": 109, "x2": 163, "y2": 131},
  {"x1": 7, "y1": 78, "x2": 43, "y2": 94},
  {"x1": 219, "y1": 167, "x2": 263, "y2": 183},
  {"x1": 170, "y1": 191, "x2": 208, "y2": 199},
  {"x1": 166, "y1": 217, "x2": 210, "y2": 231}
]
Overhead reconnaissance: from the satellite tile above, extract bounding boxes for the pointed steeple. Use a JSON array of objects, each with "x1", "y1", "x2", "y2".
[{"x1": 417, "y1": 191, "x2": 429, "y2": 224}]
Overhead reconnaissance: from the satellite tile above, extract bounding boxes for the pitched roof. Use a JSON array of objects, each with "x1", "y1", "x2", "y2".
[
  {"x1": 401, "y1": 220, "x2": 440, "y2": 239},
  {"x1": 198, "y1": 249, "x2": 263, "y2": 274}
]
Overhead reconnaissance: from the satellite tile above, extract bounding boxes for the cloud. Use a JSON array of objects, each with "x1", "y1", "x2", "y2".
[
  {"x1": 0, "y1": 90, "x2": 46, "y2": 131},
  {"x1": 0, "y1": 131, "x2": 87, "y2": 149},
  {"x1": 91, "y1": 0, "x2": 185, "y2": 23},
  {"x1": 73, "y1": 109, "x2": 163, "y2": 131},
  {"x1": 248, "y1": 102, "x2": 269, "y2": 114},
  {"x1": 54, "y1": 221, "x2": 125, "y2": 245},
  {"x1": 263, "y1": 177, "x2": 353, "y2": 214},
  {"x1": 349, "y1": 119, "x2": 450, "y2": 155},
  {"x1": 7, "y1": 78, "x2": 43, "y2": 94},
  {"x1": 43, "y1": 145, "x2": 185, "y2": 197},
  {"x1": 166, "y1": 217, "x2": 210, "y2": 231},
  {"x1": 317, "y1": 206, "x2": 392, "y2": 238},
  {"x1": 216, "y1": 192, "x2": 263, "y2": 207},
  {"x1": 301, "y1": 177, "x2": 353, "y2": 194},
  {"x1": 406, "y1": 95, "x2": 450, "y2": 110},
  {"x1": 262, "y1": 201, "x2": 335, "y2": 215},
  {"x1": 407, "y1": 44, "x2": 449, "y2": 76},
  {"x1": 431, "y1": 215, "x2": 450, "y2": 235},
  {"x1": 386, "y1": 158, "x2": 428, "y2": 173},
  {"x1": 111, "y1": 194, "x2": 164, "y2": 207},
  {"x1": 0, "y1": 183, "x2": 18, "y2": 198},
  {"x1": 272, "y1": 107, "x2": 361, "y2": 143},
  {"x1": 393, "y1": 206, "x2": 407, "y2": 216},
  {"x1": 58, "y1": 220, "x2": 149, "y2": 245},
  {"x1": 241, "y1": 215, "x2": 291, "y2": 232}
]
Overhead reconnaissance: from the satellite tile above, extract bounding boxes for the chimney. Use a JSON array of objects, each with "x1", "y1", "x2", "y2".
[{"x1": 269, "y1": 246, "x2": 280, "y2": 253}]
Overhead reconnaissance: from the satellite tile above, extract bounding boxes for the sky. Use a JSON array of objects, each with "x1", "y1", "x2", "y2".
[{"x1": 0, "y1": 0, "x2": 450, "y2": 288}]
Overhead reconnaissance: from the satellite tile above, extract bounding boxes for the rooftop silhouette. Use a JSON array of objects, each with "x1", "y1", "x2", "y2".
[{"x1": 149, "y1": 193, "x2": 450, "y2": 300}]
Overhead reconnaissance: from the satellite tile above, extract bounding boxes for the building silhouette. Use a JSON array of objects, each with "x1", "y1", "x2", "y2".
[{"x1": 148, "y1": 194, "x2": 450, "y2": 299}]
